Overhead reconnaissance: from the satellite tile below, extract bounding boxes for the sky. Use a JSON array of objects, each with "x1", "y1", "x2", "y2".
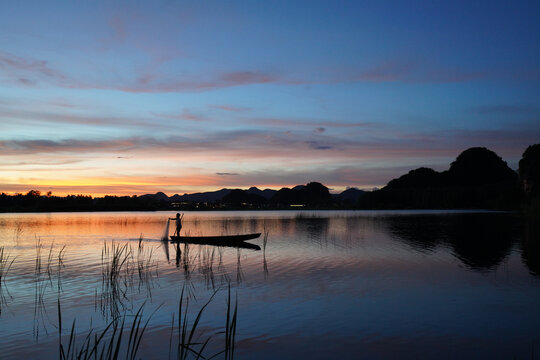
[{"x1": 1, "y1": 0, "x2": 540, "y2": 196}]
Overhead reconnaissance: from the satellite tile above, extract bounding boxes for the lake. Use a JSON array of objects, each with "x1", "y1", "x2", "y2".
[{"x1": 0, "y1": 210, "x2": 539, "y2": 359}]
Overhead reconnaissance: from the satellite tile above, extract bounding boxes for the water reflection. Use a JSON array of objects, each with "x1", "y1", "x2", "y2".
[
  {"x1": 169, "y1": 241, "x2": 248, "y2": 291},
  {"x1": 1, "y1": 211, "x2": 540, "y2": 359},
  {"x1": 384, "y1": 214, "x2": 519, "y2": 271},
  {"x1": 521, "y1": 218, "x2": 540, "y2": 276}
]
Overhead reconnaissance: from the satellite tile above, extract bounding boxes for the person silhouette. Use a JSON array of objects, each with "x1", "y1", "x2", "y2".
[{"x1": 169, "y1": 213, "x2": 184, "y2": 236}]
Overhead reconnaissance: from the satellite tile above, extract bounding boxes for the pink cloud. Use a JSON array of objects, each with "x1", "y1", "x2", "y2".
[
  {"x1": 250, "y1": 117, "x2": 376, "y2": 129},
  {"x1": 106, "y1": 70, "x2": 279, "y2": 93},
  {"x1": 0, "y1": 108, "x2": 155, "y2": 127},
  {"x1": 3, "y1": 125, "x2": 536, "y2": 163},
  {"x1": 420, "y1": 69, "x2": 487, "y2": 83},
  {"x1": 220, "y1": 71, "x2": 274, "y2": 84},
  {"x1": 0, "y1": 51, "x2": 64, "y2": 79},
  {"x1": 209, "y1": 104, "x2": 251, "y2": 112},
  {"x1": 151, "y1": 110, "x2": 209, "y2": 122},
  {"x1": 0, "y1": 49, "x2": 501, "y2": 95},
  {"x1": 0, "y1": 51, "x2": 281, "y2": 93}
]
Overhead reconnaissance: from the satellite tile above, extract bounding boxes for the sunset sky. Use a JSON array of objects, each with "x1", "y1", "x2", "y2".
[{"x1": 1, "y1": 1, "x2": 539, "y2": 196}]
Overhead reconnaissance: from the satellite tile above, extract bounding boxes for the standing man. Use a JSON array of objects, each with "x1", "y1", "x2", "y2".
[{"x1": 169, "y1": 213, "x2": 184, "y2": 236}]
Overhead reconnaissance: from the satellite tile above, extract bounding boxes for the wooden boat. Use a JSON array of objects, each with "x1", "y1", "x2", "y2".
[{"x1": 170, "y1": 233, "x2": 261, "y2": 250}]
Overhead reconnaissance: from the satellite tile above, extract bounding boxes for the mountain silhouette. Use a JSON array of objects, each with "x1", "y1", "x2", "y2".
[
  {"x1": 447, "y1": 147, "x2": 517, "y2": 186},
  {"x1": 222, "y1": 189, "x2": 268, "y2": 207},
  {"x1": 246, "y1": 187, "x2": 277, "y2": 200},
  {"x1": 334, "y1": 187, "x2": 365, "y2": 205},
  {"x1": 270, "y1": 182, "x2": 331, "y2": 207},
  {"x1": 359, "y1": 146, "x2": 520, "y2": 210},
  {"x1": 519, "y1": 144, "x2": 540, "y2": 198},
  {"x1": 386, "y1": 167, "x2": 444, "y2": 189}
]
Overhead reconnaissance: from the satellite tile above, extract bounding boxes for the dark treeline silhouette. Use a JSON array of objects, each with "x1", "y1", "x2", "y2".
[
  {"x1": 358, "y1": 146, "x2": 528, "y2": 210},
  {"x1": 519, "y1": 144, "x2": 540, "y2": 212},
  {"x1": 0, "y1": 191, "x2": 168, "y2": 212},
  {"x1": 1, "y1": 144, "x2": 539, "y2": 212}
]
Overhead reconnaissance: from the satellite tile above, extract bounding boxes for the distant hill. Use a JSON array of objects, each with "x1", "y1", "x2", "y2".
[
  {"x1": 222, "y1": 189, "x2": 268, "y2": 206},
  {"x1": 170, "y1": 189, "x2": 232, "y2": 202},
  {"x1": 140, "y1": 183, "x2": 333, "y2": 207},
  {"x1": 140, "y1": 191, "x2": 169, "y2": 201},
  {"x1": 141, "y1": 187, "x2": 278, "y2": 203},
  {"x1": 334, "y1": 187, "x2": 365, "y2": 204},
  {"x1": 246, "y1": 187, "x2": 277, "y2": 200},
  {"x1": 358, "y1": 147, "x2": 520, "y2": 210},
  {"x1": 270, "y1": 182, "x2": 331, "y2": 207}
]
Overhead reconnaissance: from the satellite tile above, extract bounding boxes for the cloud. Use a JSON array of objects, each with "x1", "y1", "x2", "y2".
[
  {"x1": 216, "y1": 172, "x2": 239, "y2": 176},
  {"x1": 152, "y1": 110, "x2": 209, "y2": 122},
  {"x1": 473, "y1": 104, "x2": 540, "y2": 115},
  {"x1": 0, "y1": 138, "x2": 138, "y2": 155},
  {"x1": 111, "y1": 71, "x2": 280, "y2": 93},
  {"x1": 420, "y1": 69, "x2": 486, "y2": 83},
  {"x1": 2, "y1": 124, "x2": 538, "y2": 161},
  {"x1": 209, "y1": 104, "x2": 251, "y2": 112},
  {"x1": 220, "y1": 71, "x2": 274, "y2": 85},
  {"x1": 250, "y1": 117, "x2": 376, "y2": 129},
  {"x1": 349, "y1": 61, "x2": 488, "y2": 84},
  {"x1": 0, "y1": 50, "x2": 500, "y2": 96},
  {"x1": 0, "y1": 50, "x2": 282, "y2": 93},
  {"x1": 305, "y1": 141, "x2": 333, "y2": 150},
  {"x1": 18, "y1": 78, "x2": 36, "y2": 86},
  {"x1": 0, "y1": 51, "x2": 65, "y2": 81},
  {"x1": 0, "y1": 107, "x2": 158, "y2": 128}
]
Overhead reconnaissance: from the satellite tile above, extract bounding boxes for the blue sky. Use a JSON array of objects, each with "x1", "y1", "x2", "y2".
[{"x1": 1, "y1": 0, "x2": 539, "y2": 195}]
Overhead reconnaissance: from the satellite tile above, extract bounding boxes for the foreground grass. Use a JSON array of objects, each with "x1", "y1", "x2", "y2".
[{"x1": 58, "y1": 285, "x2": 237, "y2": 360}]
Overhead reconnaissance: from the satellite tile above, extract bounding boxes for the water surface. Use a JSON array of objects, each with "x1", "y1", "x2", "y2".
[{"x1": 0, "y1": 210, "x2": 539, "y2": 359}]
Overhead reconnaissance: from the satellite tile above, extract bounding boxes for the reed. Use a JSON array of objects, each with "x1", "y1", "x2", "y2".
[
  {"x1": 101, "y1": 242, "x2": 131, "y2": 289},
  {"x1": 0, "y1": 247, "x2": 15, "y2": 284},
  {"x1": 57, "y1": 274, "x2": 240, "y2": 360},
  {"x1": 58, "y1": 300, "x2": 152, "y2": 360},
  {"x1": 262, "y1": 227, "x2": 269, "y2": 278},
  {"x1": 236, "y1": 250, "x2": 244, "y2": 284},
  {"x1": 46, "y1": 241, "x2": 55, "y2": 284},
  {"x1": 135, "y1": 239, "x2": 158, "y2": 296},
  {"x1": 35, "y1": 236, "x2": 43, "y2": 276},
  {"x1": 0, "y1": 247, "x2": 15, "y2": 316},
  {"x1": 100, "y1": 242, "x2": 132, "y2": 320},
  {"x1": 57, "y1": 245, "x2": 66, "y2": 292},
  {"x1": 224, "y1": 283, "x2": 238, "y2": 360},
  {"x1": 200, "y1": 247, "x2": 216, "y2": 290},
  {"x1": 99, "y1": 240, "x2": 160, "y2": 319},
  {"x1": 175, "y1": 285, "x2": 216, "y2": 360},
  {"x1": 13, "y1": 220, "x2": 23, "y2": 241},
  {"x1": 34, "y1": 238, "x2": 50, "y2": 340},
  {"x1": 263, "y1": 231, "x2": 269, "y2": 252},
  {"x1": 138, "y1": 233, "x2": 144, "y2": 249}
]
